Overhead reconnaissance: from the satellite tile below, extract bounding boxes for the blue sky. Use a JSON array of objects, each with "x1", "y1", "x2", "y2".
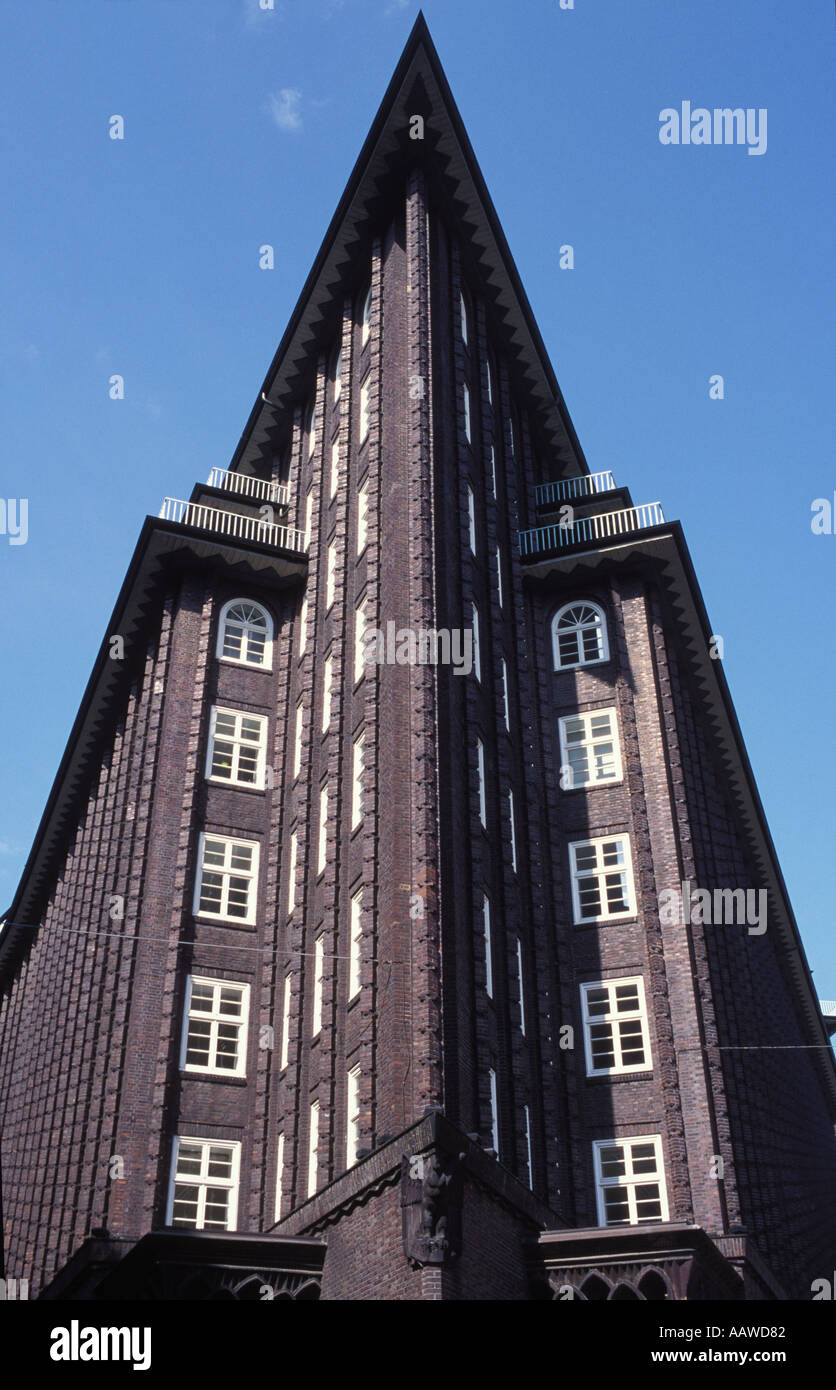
[{"x1": 1, "y1": 0, "x2": 834, "y2": 996}]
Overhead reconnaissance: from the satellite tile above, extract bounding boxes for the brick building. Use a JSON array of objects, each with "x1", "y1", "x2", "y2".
[{"x1": 2, "y1": 15, "x2": 835, "y2": 1302}]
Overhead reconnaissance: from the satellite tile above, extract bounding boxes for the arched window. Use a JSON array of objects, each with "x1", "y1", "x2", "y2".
[
  {"x1": 361, "y1": 285, "x2": 372, "y2": 347},
  {"x1": 552, "y1": 600, "x2": 609, "y2": 670},
  {"x1": 217, "y1": 599, "x2": 273, "y2": 669}
]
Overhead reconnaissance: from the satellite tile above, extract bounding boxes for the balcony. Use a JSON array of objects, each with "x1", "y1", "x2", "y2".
[
  {"x1": 519, "y1": 502, "x2": 665, "y2": 559},
  {"x1": 535, "y1": 470, "x2": 616, "y2": 509},
  {"x1": 206, "y1": 467, "x2": 290, "y2": 508},
  {"x1": 158, "y1": 497, "x2": 307, "y2": 555}
]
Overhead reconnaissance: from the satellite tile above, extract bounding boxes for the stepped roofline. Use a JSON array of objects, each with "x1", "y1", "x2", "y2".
[{"x1": 228, "y1": 12, "x2": 589, "y2": 482}]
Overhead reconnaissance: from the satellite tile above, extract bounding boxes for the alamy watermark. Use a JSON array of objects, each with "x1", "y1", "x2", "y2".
[
  {"x1": 659, "y1": 879, "x2": 767, "y2": 936},
  {"x1": 363, "y1": 622, "x2": 473, "y2": 676},
  {"x1": 0, "y1": 499, "x2": 28, "y2": 545},
  {"x1": 659, "y1": 103, "x2": 767, "y2": 156}
]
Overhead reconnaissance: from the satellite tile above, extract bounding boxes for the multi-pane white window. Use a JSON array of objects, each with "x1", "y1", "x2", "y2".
[
  {"x1": 580, "y1": 977, "x2": 652, "y2": 1076},
  {"x1": 312, "y1": 936, "x2": 324, "y2": 1036},
  {"x1": 361, "y1": 284, "x2": 372, "y2": 346},
  {"x1": 287, "y1": 831, "x2": 298, "y2": 916},
  {"x1": 463, "y1": 383, "x2": 472, "y2": 443},
  {"x1": 477, "y1": 739, "x2": 486, "y2": 828},
  {"x1": 569, "y1": 835, "x2": 635, "y2": 923},
  {"x1": 515, "y1": 937, "x2": 526, "y2": 1036},
  {"x1": 357, "y1": 478, "x2": 368, "y2": 555},
  {"x1": 346, "y1": 1064, "x2": 361, "y2": 1169},
  {"x1": 593, "y1": 1136, "x2": 668, "y2": 1227},
  {"x1": 553, "y1": 601, "x2": 609, "y2": 670},
  {"x1": 352, "y1": 731, "x2": 365, "y2": 830},
  {"x1": 322, "y1": 655, "x2": 333, "y2": 732},
  {"x1": 471, "y1": 602, "x2": 481, "y2": 682},
  {"x1": 274, "y1": 1133, "x2": 285, "y2": 1223},
  {"x1": 181, "y1": 977, "x2": 249, "y2": 1078},
  {"x1": 467, "y1": 484, "x2": 476, "y2": 553},
  {"x1": 293, "y1": 703, "x2": 303, "y2": 779},
  {"x1": 299, "y1": 596, "x2": 308, "y2": 657},
  {"x1": 495, "y1": 546, "x2": 503, "y2": 609},
  {"x1": 488, "y1": 1069, "x2": 499, "y2": 1155},
  {"x1": 559, "y1": 709, "x2": 623, "y2": 789},
  {"x1": 490, "y1": 445, "x2": 497, "y2": 499},
  {"x1": 279, "y1": 973, "x2": 292, "y2": 1070},
  {"x1": 307, "y1": 1101, "x2": 320, "y2": 1198},
  {"x1": 326, "y1": 540, "x2": 337, "y2": 610},
  {"x1": 217, "y1": 600, "x2": 273, "y2": 669},
  {"x1": 206, "y1": 707, "x2": 267, "y2": 789},
  {"x1": 167, "y1": 1138, "x2": 240, "y2": 1231},
  {"x1": 354, "y1": 598, "x2": 367, "y2": 684},
  {"x1": 194, "y1": 833, "x2": 258, "y2": 925},
  {"x1": 349, "y1": 890, "x2": 363, "y2": 1000},
  {"x1": 334, "y1": 348, "x2": 343, "y2": 403},
  {"x1": 508, "y1": 789, "x2": 517, "y2": 872},
  {"x1": 317, "y1": 784, "x2": 328, "y2": 875},
  {"x1": 330, "y1": 441, "x2": 340, "y2": 499},
  {"x1": 360, "y1": 377, "x2": 370, "y2": 443},
  {"x1": 524, "y1": 1105, "x2": 533, "y2": 1189},
  {"x1": 459, "y1": 290, "x2": 469, "y2": 346},
  {"x1": 501, "y1": 659, "x2": 510, "y2": 732},
  {"x1": 482, "y1": 893, "x2": 493, "y2": 998}
]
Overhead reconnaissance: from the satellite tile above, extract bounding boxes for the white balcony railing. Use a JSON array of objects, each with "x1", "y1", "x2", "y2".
[
  {"x1": 519, "y1": 502, "x2": 665, "y2": 558},
  {"x1": 535, "y1": 471, "x2": 616, "y2": 508},
  {"x1": 158, "y1": 497, "x2": 307, "y2": 554},
  {"x1": 207, "y1": 467, "x2": 290, "y2": 507}
]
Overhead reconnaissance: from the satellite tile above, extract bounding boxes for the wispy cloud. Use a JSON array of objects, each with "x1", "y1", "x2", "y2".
[
  {"x1": 0, "y1": 840, "x2": 24, "y2": 858},
  {"x1": 266, "y1": 88, "x2": 303, "y2": 133}
]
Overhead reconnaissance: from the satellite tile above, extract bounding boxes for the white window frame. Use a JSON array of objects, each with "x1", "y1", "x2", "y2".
[
  {"x1": 581, "y1": 977, "x2": 652, "y2": 1077},
  {"x1": 508, "y1": 789, "x2": 517, "y2": 873},
  {"x1": 354, "y1": 598, "x2": 367, "y2": 685},
  {"x1": 486, "y1": 357, "x2": 493, "y2": 408},
  {"x1": 516, "y1": 937, "x2": 526, "y2": 1036},
  {"x1": 482, "y1": 894, "x2": 493, "y2": 998},
  {"x1": 274, "y1": 1133, "x2": 285, "y2": 1223},
  {"x1": 216, "y1": 599, "x2": 273, "y2": 670},
  {"x1": 317, "y1": 784, "x2": 328, "y2": 876},
  {"x1": 334, "y1": 348, "x2": 343, "y2": 404},
  {"x1": 346, "y1": 1064, "x2": 361, "y2": 1169},
  {"x1": 180, "y1": 976, "x2": 250, "y2": 1079},
  {"x1": 463, "y1": 383, "x2": 472, "y2": 443},
  {"x1": 206, "y1": 706, "x2": 267, "y2": 790},
  {"x1": 279, "y1": 973, "x2": 292, "y2": 1070},
  {"x1": 299, "y1": 596, "x2": 308, "y2": 658},
  {"x1": 467, "y1": 484, "x2": 476, "y2": 554},
  {"x1": 477, "y1": 739, "x2": 486, "y2": 829},
  {"x1": 490, "y1": 444, "x2": 497, "y2": 499},
  {"x1": 307, "y1": 1101, "x2": 321, "y2": 1198},
  {"x1": 194, "y1": 832, "x2": 259, "y2": 926},
  {"x1": 559, "y1": 708, "x2": 623, "y2": 790},
  {"x1": 322, "y1": 655, "x2": 333, "y2": 733},
  {"x1": 287, "y1": 831, "x2": 298, "y2": 916},
  {"x1": 361, "y1": 284, "x2": 372, "y2": 347},
  {"x1": 508, "y1": 416, "x2": 515, "y2": 456},
  {"x1": 496, "y1": 546, "x2": 503, "y2": 609},
  {"x1": 306, "y1": 403, "x2": 316, "y2": 458},
  {"x1": 471, "y1": 602, "x2": 481, "y2": 683},
  {"x1": 360, "y1": 377, "x2": 370, "y2": 443},
  {"x1": 349, "y1": 890, "x2": 363, "y2": 1000},
  {"x1": 552, "y1": 600, "x2": 610, "y2": 670},
  {"x1": 293, "y1": 702, "x2": 303, "y2": 779},
  {"x1": 488, "y1": 1069, "x2": 499, "y2": 1155},
  {"x1": 593, "y1": 1136, "x2": 669, "y2": 1227},
  {"x1": 330, "y1": 440, "x2": 339, "y2": 499},
  {"x1": 167, "y1": 1137, "x2": 240, "y2": 1232},
  {"x1": 460, "y1": 289, "x2": 469, "y2": 346},
  {"x1": 326, "y1": 539, "x2": 337, "y2": 611},
  {"x1": 352, "y1": 731, "x2": 365, "y2": 830},
  {"x1": 501, "y1": 658, "x2": 510, "y2": 732},
  {"x1": 312, "y1": 935, "x2": 324, "y2": 1036},
  {"x1": 357, "y1": 477, "x2": 368, "y2": 556},
  {"x1": 524, "y1": 1105, "x2": 533, "y2": 1190},
  {"x1": 305, "y1": 492, "x2": 313, "y2": 548},
  {"x1": 569, "y1": 834, "x2": 636, "y2": 924}
]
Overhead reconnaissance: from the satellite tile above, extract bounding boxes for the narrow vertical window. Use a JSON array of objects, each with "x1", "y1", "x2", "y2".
[
  {"x1": 508, "y1": 416, "x2": 515, "y2": 456},
  {"x1": 352, "y1": 731, "x2": 365, "y2": 830},
  {"x1": 471, "y1": 602, "x2": 481, "y2": 683},
  {"x1": 307, "y1": 404, "x2": 316, "y2": 458},
  {"x1": 330, "y1": 441, "x2": 339, "y2": 499},
  {"x1": 307, "y1": 1101, "x2": 320, "y2": 1198},
  {"x1": 360, "y1": 378, "x2": 370, "y2": 442},
  {"x1": 326, "y1": 539, "x2": 336, "y2": 610},
  {"x1": 524, "y1": 1106, "x2": 533, "y2": 1190},
  {"x1": 467, "y1": 485, "x2": 476, "y2": 554},
  {"x1": 312, "y1": 935, "x2": 324, "y2": 1036},
  {"x1": 501, "y1": 659, "x2": 510, "y2": 732},
  {"x1": 508, "y1": 789, "x2": 517, "y2": 872},
  {"x1": 490, "y1": 445, "x2": 497, "y2": 500},
  {"x1": 486, "y1": 357, "x2": 493, "y2": 407},
  {"x1": 274, "y1": 1133, "x2": 285, "y2": 1223},
  {"x1": 293, "y1": 703, "x2": 303, "y2": 779},
  {"x1": 305, "y1": 492, "x2": 313, "y2": 547},
  {"x1": 287, "y1": 832, "x2": 297, "y2": 916},
  {"x1": 460, "y1": 290, "x2": 469, "y2": 347},
  {"x1": 357, "y1": 478, "x2": 368, "y2": 555},
  {"x1": 354, "y1": 599, "x2": 367, "y2": 684},
  {"x1": 317, "y1": 784, "x2": 328, "y2": 875},
  {"x1": 361, "y1": 284, "x2": 372, "y2": 347},
  {"x1": 346, "y1": 1064, "x2": 361, "y2": 1169},
  {"x1": 322, "y1": 655, "x2": 333, "y2": 733},
  {"x1": 496, "y1": 546, "x2": 503, "y2": 609},
  {"x1": 516, "y1": 937, "x2": 526, "y2": 1036},
  {"x1": 488, "y1": 1069, "x2": 499, "y2": 1156},
  {"x1": 334, "y1": 348, "x2": 343, "y2": 404},
  {"x1": 483, "y1": 894, "x2": 493, "y2": 998},
  {"x1": 477, "y1": 739, "x2": 486, "y2": 829},
  {"x1": 463, "y1": 383, "x2": 472, "y2": 443},
  {"x1": 349, "y1": 890, "x2": 363, "y2": 1000},
  {"x1": 299, "y1": 596, "x2": 308, "y2": 657},
  {"x1": 279, "y1": 973, "x2": 291, "y2": 1070}
]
